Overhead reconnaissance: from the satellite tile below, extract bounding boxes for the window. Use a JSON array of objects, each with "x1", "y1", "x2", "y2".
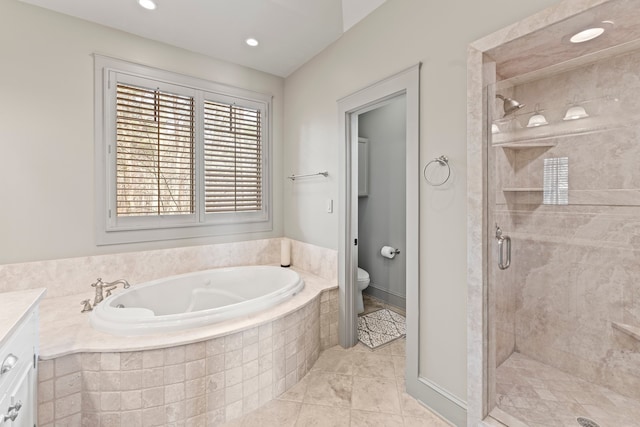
[{"x1": 95, "y1": 56, "x2": 272, "y2": 245}]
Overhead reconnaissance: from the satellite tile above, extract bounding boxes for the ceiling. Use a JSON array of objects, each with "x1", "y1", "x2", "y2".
[
  {"x1": 18, "y1": 0, "x2": 386, "y2": 77},
  {"x1": 489, "y1": 0, "x2": 640, "y2": 82}
]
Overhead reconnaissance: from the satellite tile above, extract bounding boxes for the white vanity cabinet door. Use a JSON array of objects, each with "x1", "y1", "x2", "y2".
[
  {"x1": 0, "y1": 311, "x2": 37, "y2": 427},
  {"x1": 0, "y1": 365, "x2": 34, "y2": 427}
]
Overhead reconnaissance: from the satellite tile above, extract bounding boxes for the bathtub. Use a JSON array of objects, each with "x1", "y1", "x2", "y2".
[{"x1": 90, "y1": 265, "x2": 304, "y2": 336}]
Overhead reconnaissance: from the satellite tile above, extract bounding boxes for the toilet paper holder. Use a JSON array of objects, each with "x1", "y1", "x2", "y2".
[{"x1": 380, "y1": 246, "x2": 401, "y2": 259}]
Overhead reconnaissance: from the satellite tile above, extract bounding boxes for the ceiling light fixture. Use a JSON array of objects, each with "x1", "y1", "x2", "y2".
[
  {"x1": 138, "y1": 0, "x2": 157, "y2": 10},
  {"x1": 570, "y1": 27, "x2": 605, "y2": 43},
  {"x1": 245, "y1": 38, "x2": 259, "y2": 47}
]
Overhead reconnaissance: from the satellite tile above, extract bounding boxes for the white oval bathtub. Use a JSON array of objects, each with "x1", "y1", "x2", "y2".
[{"x1": 90, "y1": 266, "x2": 304, "y2": 336}]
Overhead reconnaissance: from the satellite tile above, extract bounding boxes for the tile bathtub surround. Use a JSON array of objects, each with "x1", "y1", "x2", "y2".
[
  {"x1": 0, "y1": 237, "x2": 337, "y2": 300},
  {"x1": 0, "y1": 238, "x2": 282, "y2": 299},
  {"x1": 290, "y1": 239, "x2": 338, "y2": 282},
  {"x1": 37, "y1": 296, "x2": 327, "y2": 427},
  {"x1": 38, "y1": 269, "x2": 336, "y2": 357}
]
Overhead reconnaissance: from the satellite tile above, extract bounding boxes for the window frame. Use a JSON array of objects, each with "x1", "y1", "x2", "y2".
[{"x1": 94, "y1": 55, "x2": 272, "y2": 245}]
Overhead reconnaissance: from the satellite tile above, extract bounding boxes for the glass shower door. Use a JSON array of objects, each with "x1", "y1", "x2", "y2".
[{"x1": 487, "y1": 49, "x2": 640, "y2": 425}]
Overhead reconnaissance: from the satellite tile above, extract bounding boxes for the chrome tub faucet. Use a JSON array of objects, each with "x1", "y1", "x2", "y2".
[{"x1": 82, "y1": 278, "x2": 131, "y2": 312}]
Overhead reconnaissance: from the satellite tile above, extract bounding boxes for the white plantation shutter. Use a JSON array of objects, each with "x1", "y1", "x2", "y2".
[
  {"x1": 96, "y1": 56, "x2": 272, "y2": 244},
  {"x1": 116, "y1": 84, "x2": 195, "y2": 216},
  {"x1": 116, "y1": 83, "x2": 195, "y2": 216},
  {"x1": 203, "y1": 101, "x2": 262, "y2": 213}
]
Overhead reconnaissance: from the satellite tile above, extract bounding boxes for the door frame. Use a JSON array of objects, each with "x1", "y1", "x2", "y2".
[{"x1": 336, "y1": 62, "x2": 422, "y2": 395}]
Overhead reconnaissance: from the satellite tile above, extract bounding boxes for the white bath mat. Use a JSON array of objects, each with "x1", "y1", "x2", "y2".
[{"x1": 358, "y1": 308, "x2": 406, "y2": 350}]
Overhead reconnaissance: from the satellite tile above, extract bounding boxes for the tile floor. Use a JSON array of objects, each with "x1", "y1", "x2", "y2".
[
  {"x1": 361, "y1": 293, "x2": 406, "y2": 317},
  {"x1": 222, "y1": 339, "x2": 449, "y2": 426},
  {"x1": 222, "y1": 296, "x2": 449, "y2": 427},
  {"x1": 495, "y1": 352, "x2": 640, "y2": 427}
]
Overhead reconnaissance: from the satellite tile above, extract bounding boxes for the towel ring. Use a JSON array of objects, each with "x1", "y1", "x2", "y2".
[{"x1": 423, "y1": 155, "x2": 450, "y2": 186}]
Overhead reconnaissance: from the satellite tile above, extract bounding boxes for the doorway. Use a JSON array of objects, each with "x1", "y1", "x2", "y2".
[
  {"x1": 336, "y1": 64, "x2": 432, "y2": 414},
  {"x1": 357, "y1": 96, "x2": 407, "y2": 317}
]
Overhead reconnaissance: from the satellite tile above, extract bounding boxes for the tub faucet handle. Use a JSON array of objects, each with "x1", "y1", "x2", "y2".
[
  {"x1": 80, "y1": 299, "x2": 93, "y2": 313},
  {"x1": 91, "y1": 278, "x2": 108, "y2": 306},
  {"x1": 104, "y1": 285, "x2": 117, "y2": 297}
]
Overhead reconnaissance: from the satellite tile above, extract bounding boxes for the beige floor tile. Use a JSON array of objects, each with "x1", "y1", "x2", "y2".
[
  {"x1": 352, "y1": 352, "x2": 395, "y2": 379},
  {"x1": 361, "y1": 295, "x2": 385, "y2": 315},
  {"x1": 295, "y1": 403, "x2": 350, "y2": 426},
  {"x1": 278, "y1": 375, "x2": 310, "y2": 403},
  {"x1": 397, "y1": 387, "x2": 439, "y2": 419},
  {"x1": 219, "y1": 326, "x2": 451, "y2": 427},
  {"x1": 392, "y1": 356, "x2": 405, "y2": 378},
  {"x1": 403, "y1": 415, "x2": 451, "y2": 426},
  {"x1": 351, "y1": 376, "x2": 401, "y2": 415},
  {"x1": 496, "y1": 353, "x2": 640, "y2": 427},
  {"x1": 349, "y1": 410, "x2": 403, "y2": 427},
  {"x1": 388, "y1": 339, "x2": 406, "y2": 357},
  {"x1": 303, "y1": 371, "x2": 352, "y2": 408},
  {"x1": 237, "y1": 399, "x2": 301, "y2": 426},
  {"x1": 311, "y1": 347, "x2": 354, "y2": 375}
]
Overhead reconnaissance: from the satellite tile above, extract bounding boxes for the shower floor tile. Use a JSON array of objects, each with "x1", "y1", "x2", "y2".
[{"x1": 495, "y1": 352, "x2": 640, "y2": 427}]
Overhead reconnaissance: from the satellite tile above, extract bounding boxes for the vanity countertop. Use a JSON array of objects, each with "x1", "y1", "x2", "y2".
[{"x1": 0, "y1": 288, "x2": 47, "y2": 348}]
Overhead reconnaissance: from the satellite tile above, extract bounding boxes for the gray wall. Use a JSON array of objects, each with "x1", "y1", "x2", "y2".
[{"x1": 358, "y1": 98, "x2": 406, "y2": 308}]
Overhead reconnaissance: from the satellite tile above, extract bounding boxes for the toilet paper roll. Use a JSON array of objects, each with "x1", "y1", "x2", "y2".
[{"x1": 380, "y1": 246, "x2": 397, "y2": 259}]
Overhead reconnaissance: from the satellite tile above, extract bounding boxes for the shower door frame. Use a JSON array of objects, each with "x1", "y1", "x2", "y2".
[{"x1": 465, "y1": 2, "x2": 609, "y2": 426}]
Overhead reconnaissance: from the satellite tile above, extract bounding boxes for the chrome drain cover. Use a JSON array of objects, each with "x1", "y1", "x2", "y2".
[{"x1": 577, "y1": 417, "x2": 600, "y2": 427}]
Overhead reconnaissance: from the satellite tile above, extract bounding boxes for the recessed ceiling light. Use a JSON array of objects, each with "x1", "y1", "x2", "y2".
[
  {"x1": 570, "y1": 27, "x2": 605, "y2": 43},
  {"x1": 245, "y1": 38, "x2": 259, "y2": 47},
  {"x1": 138, "y1": 0, "x2": 157, "y2": 11}
]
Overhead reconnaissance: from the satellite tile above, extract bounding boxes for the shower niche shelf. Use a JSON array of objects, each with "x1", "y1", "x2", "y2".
[
  {"x1": 491, "y1": 111, "x2": 640, "y2": 146},
  {"x1": 612, "y1": 322, "x2": 640, "y2": 342},
  {"x1": 492, "y1": 141, "x2": 556, "y2": 150},
  {"x1": 502, "y1": 187, "x2": 543, "y2": 192}
]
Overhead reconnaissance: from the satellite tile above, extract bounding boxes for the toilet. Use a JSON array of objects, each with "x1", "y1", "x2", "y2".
[{"x1": 356, "y1": 267, "x2": 370, "y2": 314}]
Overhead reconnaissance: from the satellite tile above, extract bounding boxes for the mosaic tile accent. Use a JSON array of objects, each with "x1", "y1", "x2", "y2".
[
  {"x1": 357, "y1": 309, "x2": 406, "y2": 350},
  {"x1": 495, "y1": 352, "x2": 640, "y2": 427}
]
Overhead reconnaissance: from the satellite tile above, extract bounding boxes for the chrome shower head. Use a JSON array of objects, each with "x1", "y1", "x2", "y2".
[{"x1": 496, "y1": 94, "x2": 525, "y2": 116}]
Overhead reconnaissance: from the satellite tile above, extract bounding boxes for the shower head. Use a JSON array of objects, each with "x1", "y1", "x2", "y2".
[{"x1": 496, "y1": 94, "x2": 525, "y2": 116}]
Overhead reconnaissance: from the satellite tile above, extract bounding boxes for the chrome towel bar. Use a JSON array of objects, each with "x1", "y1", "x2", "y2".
[{"x1": 287, "y1": 171, "x2": 329, "y2": 181}]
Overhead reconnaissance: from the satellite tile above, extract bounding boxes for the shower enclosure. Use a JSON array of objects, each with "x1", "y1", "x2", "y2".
[{"x1": 470, "y1": 1, "x2": 640, "y2": 425}]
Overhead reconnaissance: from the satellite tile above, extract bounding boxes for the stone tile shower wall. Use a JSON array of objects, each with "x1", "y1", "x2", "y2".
[
  {"x1": 37, "y1": 292, "x2": 340, "y2": 426},
  {"x1": 492, "y1": 48, "x2": 640, "y2": 400}
]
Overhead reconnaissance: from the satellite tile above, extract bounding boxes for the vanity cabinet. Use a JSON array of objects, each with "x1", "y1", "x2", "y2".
[{"x1": 0, "y1": 290, "x2": 44, "y2": 427}]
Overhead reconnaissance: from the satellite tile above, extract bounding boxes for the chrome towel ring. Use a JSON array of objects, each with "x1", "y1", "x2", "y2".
[{"x1": 423, "y1": 155, "x2": 450, "y2": 186}]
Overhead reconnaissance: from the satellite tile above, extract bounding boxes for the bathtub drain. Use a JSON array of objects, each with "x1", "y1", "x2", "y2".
[{"x1": 577, "y1": 417, "x2": 599, "y2": 427}]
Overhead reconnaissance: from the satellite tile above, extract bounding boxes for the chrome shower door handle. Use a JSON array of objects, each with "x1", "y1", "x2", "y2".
[{"x1": 495, "y1": 225, "x2": 511, "y2": 270}]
